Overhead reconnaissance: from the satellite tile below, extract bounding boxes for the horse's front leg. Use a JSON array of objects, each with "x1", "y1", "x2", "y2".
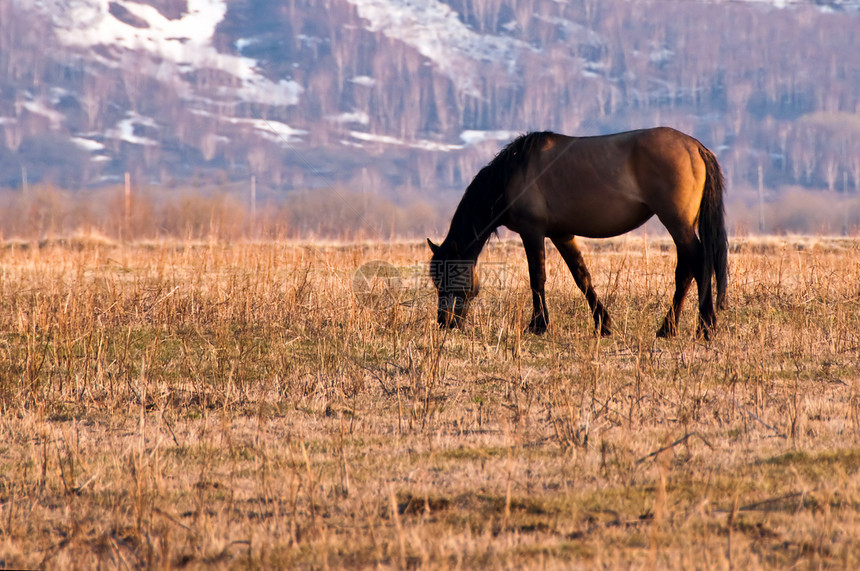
[
  {"x1": 521, "y1": 234, "x2": 549, "y2": 334},
  {"x1": 551, "y1": 235, "x2": 612, "y2": 336}
]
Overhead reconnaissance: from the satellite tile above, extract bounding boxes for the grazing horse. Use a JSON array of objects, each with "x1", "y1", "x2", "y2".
[{"x1": 428, "y1": 127, "x2": 727, "y2": 338}]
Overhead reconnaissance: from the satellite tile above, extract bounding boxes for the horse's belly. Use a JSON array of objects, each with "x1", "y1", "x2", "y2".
[
  {"x1": 502, "y1": 170, "x2": 654, "y2": 238},
  {"x1": 546, "y1": 200, "x2": 653, "y2": 238}
]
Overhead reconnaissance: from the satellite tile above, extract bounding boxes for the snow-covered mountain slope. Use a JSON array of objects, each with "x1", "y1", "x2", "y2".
[
  {"x1": 30, "y1": 0, "x2": 303, "y2": 106},
  {"x1": 342, "y1": 0, "x2": 529, "y2": 97},
  {"x1": 1, "y1": 0, "x2": 859, "y2": 196}
]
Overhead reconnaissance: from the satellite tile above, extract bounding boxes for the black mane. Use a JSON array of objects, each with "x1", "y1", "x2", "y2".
[
  {"x1": 446, "y1": 131, "x2": 557, "y2": 256},
  {"x1": 477, "y1": 131, "x2": 556, "y2": 194}
]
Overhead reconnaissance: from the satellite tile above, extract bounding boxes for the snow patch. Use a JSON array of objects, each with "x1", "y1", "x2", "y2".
[
  {"x1": 349, "y1": 131, "x2": 463, "y2": 152},
  {"x1": 189, "y1": 108, "x2": 307, "y2": 144},
  {"x1": 649, "y1": 48, "x2": 674, "y2": 64},
  {"x1": 344, "y1": 129, "x2": 521, "y2": 151},
  {"x1": 248, "y1": 119, "x2": 308, "y2": 145},
  {"x1": 350, "y1": 76, "x2": 376, "y2": 88},
  {"x1": 71, "y1": 137, "x2": 106, "y2": 151},
  {"x1": 234, "y1": 38, "x2": 257, "y2": 52},
  {"x1": 224, "y1": 117, "x2": 307, "y2": 145},
  {"x1": 460, "y1": 130, "x2": 519, "y2": 146},
  {"x1": 343, "y1": 0, "x2": 528, "y2": 97},
  {"x1": 27, "y1": 0, "x2": 302, "y2": 106},
  {"x1": 108, "y1": 112, "x2": 158, "y2": 146},
  {"x1": 328, "y1": 111, "x2": 370, "y2": 125}
]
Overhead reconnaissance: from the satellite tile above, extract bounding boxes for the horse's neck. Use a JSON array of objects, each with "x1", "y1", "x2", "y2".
[{"x1": 446, "y1": 186, "x2": 498, "y2": 261}]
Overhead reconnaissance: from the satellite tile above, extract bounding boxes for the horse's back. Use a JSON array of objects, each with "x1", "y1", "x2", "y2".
[
  {"x1": 504, "y1": 130, "x2": 650, "y2": 237},
  {"x1": 502, "y1": 127, "x2": 708, "y2": 238}
]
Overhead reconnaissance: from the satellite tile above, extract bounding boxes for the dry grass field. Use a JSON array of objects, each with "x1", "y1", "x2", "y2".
[{"x1": 1, "y1": 234, "x2": 860, "y2": 569}]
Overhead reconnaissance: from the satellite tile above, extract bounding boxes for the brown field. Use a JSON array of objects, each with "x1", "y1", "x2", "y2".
[{"x1": 1, "y1": 234, "x2": 860, "y2": 569}]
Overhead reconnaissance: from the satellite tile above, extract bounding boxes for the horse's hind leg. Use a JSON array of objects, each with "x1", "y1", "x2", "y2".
[
  {"x1": 658, "y1": 233, "x2": 715, "y2": 339},
  {"x1": 521, "y1": 233, "x2": 550, "y2": 334},
  {"x1": 693, "y1": 242, "x2": 716, "y2": 340},
  {"x1": 551, "y1": 236, "x2": 612, "y2": 336},
  {"x1": 657, "y1": 244, "x2": 697, "y2": 337}
]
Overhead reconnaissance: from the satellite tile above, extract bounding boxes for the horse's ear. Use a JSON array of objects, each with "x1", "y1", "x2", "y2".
[{"x1": 427, "y1": 238, "x2": 440, "y2": 255}]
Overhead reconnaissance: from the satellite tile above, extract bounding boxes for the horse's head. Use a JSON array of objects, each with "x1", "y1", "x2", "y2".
[{"x1": 427, "y1": 238, "x2": 480, "y2": 328}]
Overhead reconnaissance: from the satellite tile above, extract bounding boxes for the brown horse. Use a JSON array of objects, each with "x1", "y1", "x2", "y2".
[{"x1": 428, "y1": 127, "x2": 727, "y2": 338}]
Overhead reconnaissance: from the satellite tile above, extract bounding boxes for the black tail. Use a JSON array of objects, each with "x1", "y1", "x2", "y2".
[{"x1": 697, "y1": 146, "x2": 728, "y2": 310}]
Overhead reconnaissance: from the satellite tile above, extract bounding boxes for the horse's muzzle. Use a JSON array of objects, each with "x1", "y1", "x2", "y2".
[
  {"x1": 437, "y1": 312, "x2": 464, "y2": 328},
  {"x1": 437, "y1": 295, "x2": 467, "y2": 328}
]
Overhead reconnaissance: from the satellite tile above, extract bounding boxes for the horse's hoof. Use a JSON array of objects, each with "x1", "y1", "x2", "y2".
[
  {"x1": 527, "y1": 321, "x2": 548, "y2": 335},
  {"x1": 696, "y1": 316, "x2": 715, "y2": 341},
  {"x1": 594, "y1": 315, "x2": 612, "y2": 337},
  {"x1": 437, "y1": 317, "x2": 462, "y2": 329},
  {"x1": 696, "y1": 325, "x2": 712, "y2": 341},
  {"x1": 656, "y1": 325, "x2": 676, "y2": 338}
]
